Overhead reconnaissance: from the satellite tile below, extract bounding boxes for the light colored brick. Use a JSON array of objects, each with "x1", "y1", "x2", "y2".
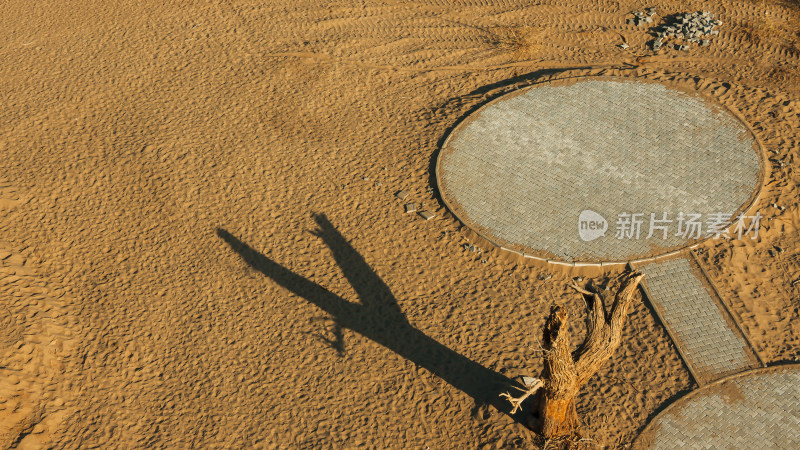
[
  {"x1": 638, "y1": 257, "x2": 760, "y2": 382},
  {"x1": 646, "y1": 367, "x2": 800, "y2": 449},
  {"x1": 439, "y1": 79, "x2": 760, "y2": 262}
]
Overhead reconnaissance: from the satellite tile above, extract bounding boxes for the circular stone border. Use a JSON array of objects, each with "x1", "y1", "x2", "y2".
[
  {"x1": 631, "y1": 365, "x2": 800, "y2": 449},
  {"x1": 435, "y1": 74, "x2": 768, "y2": 268}
]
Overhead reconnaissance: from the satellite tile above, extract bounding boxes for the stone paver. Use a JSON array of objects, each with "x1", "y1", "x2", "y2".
[
  {"x1": 635, "y1": 366, "x2": 800, "y2": 449},
  {"x1": 438, "y1": 78, "x2": 761, "y2": 262},
  {"x1": 637, "y1": 257, "x2": 761, "y2": 384}
]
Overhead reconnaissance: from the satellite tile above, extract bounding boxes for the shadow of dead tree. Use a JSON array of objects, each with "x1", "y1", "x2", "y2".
[{"x1": 216, "y1": 213, "x2": 524, "y2": 422}]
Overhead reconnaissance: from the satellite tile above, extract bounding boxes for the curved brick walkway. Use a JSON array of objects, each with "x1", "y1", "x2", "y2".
[
  {"x1": 634, "y1": 366, "x2": 800, "y2": 449},
  {"x1": 437, "y1": 78, "x2": 761, "y2": 262}
]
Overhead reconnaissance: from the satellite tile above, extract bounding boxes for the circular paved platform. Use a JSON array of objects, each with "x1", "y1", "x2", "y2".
[
  {"x1": 437, "y1": 78, "x2": 763, "y2": 263},
  {"x1": 633, "y1": 365, "x2": 800, "y2": 449}
]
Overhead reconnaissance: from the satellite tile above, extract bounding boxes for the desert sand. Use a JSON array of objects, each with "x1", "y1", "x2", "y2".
[{"x1": 1, "y1": 0, "x2": 799, "y2": 447}]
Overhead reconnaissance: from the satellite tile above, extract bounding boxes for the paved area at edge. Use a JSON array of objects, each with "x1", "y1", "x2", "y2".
[
  {"x1": 438, "y1": 79, "x2": 761, "y2": 262},
  {"x1": 636, "y1": 366, "x2": 800, "y2": 449}
]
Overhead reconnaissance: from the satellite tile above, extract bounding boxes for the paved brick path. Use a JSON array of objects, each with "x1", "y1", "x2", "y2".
[
  {"x1": 629, "y1": 256, "x2": 800, "y2": 448},
  {"x1": 635, "y1": 366, "x2": 800, "y2": 449},
  {"x1": 438, "y1": 78, "x2": 761, "y2": 262},
  {"x1": 635, "y1": 256, "x2": 761, "y2": 385}
]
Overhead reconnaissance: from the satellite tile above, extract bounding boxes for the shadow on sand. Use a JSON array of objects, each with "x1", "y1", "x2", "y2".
[{"x1": 217, "y1": 213, "x2": 523, "y2": 420}]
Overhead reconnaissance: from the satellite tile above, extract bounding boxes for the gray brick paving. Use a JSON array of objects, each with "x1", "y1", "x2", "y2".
[
  {"x1": 637, "y1": 257, "x2": 760, "y2": 384},
  {"x1": 643, "y1": 367, "x2": 800, "y2": 449},
  {"x1": 439, "y1": 79, "x2": 761, "y2": 261},
  {"x1": 629, "y1": 257, "x2": 797, "y2": 448}
]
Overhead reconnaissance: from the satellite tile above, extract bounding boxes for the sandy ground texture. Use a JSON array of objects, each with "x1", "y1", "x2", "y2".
[{"x1": 1, "y1": 0, "x2": 799, "y2": 448}]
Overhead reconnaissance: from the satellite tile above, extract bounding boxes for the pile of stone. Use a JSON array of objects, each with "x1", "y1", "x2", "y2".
[
  {"x1": 627, "y1": 7, "x2": 657, "y2": 26},
  {"x1": 652, "y1": 11, "x2": 722, "y2": 51}
]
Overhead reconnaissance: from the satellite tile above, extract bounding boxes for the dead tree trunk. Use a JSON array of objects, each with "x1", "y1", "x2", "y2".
[{"x1": 537, "y1": 271, "x2": 645, "y2": 438}]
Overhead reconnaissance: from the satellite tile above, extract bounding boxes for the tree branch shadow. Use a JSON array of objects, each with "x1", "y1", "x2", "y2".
[{"x1": 216, "y1": 213, "x2": 523, "y2": 420}]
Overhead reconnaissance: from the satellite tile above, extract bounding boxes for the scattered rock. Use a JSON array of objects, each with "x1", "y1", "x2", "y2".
[
  {"x1": 395, "y1": 190, "x2": 408, "y2": 200},
  {"x1": 628, "y1": 7, "x2": 657, "y2": 27},
  {"x1": 652, "y1": 37, "x2": 664, "y2": 51},
  {"x1": 404, "y1": 203, "x2": 417, "y2": 214},
  {"x1": 418, "y1": 210, "x2": 435, "y2": 221},
  {"x1": 463, "y1": 243, "x2": 481, "y2": 253}
]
